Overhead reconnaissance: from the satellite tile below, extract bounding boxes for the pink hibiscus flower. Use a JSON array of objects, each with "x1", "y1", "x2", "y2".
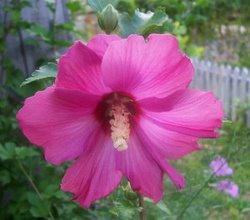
[{"x1": 17, "y1": 34, "x2": 224, "y2": 207}]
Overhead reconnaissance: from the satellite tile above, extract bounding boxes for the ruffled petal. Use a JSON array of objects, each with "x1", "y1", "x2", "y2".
[
  {"x1": 141, "y1": 89, "x2": 224, "y2": 138},
  {"x1": 87, "y1": 34, "x2": 121, "y2": 57},
  {"x1": 116, "y1": 132, "x2": 163, "y2": 202},
  {"x1": 61, "y1": 129, "x2": 122, "y2": 208},
  {"x1": 139, "y1": 117, "x2": 200, "y2": 160},
  {"x1": 17, "y1": 86, "x2": 100, "y2": 165},
  {"x1": 56, "y1": 41, "x2": 110, "y2": 95},
  {"x1": 135, "y1": 126, "x2": 185, "y2": 189},
  {"x1": 102, "y1": 34, "x2": 193, "y2": 99}
]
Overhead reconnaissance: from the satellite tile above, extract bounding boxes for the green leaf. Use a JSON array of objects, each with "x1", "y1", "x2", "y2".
[
  {"x1": 27, "y1": 24, "x2": 50, "y2": 42},
  {"x1": 0, "y1": 170, "x2": 11, "y2": 185},
  {"x1": 15, "y1": 147, "x2": 39, "y2": 159},
  {"x1": 0, "y1": 143, "x2": 16, "y2": 160},
  {"x1": 21, "y1": 63, "x2": 57, "y2": 86},
  {"x1": 27, "y1": 192, "x2": 40, "y2": 205},
  {"x1": 87, "y1": 0, "x2": 118, "y2": 12},
  {"x1": 144, "y1": 198, "x2": 171, "y2": 216},
  {"x1": 0, "y1": 143, "x2": 39, "y2": 160},
  {"x1": 156, "y1": 201, "x2": 171, "y2": 215},
  {"x1": 119, "y1": 9, "x2": 170, "y2": 37},
  {"x1": 66, "y1": 1, "x2": 85, "y2": 12},
  {"x1": 119, "y1": 9, "x2": 152, "y2": 37},
  {"x1": 10, "y1": 9, "x2": 21, "y2": 24},
  {"x1": 27, "y1": 192, "x2": 50, "y2": 218},
  {"x1": 139, "y1": 10, "x2": 171, "y2": 35},
  {"x1": 186, "y1": 44, "x2": 204, "y2": 57},
  {"x1": 43, "y1": 185, "x2": 66, "y2": 199}
]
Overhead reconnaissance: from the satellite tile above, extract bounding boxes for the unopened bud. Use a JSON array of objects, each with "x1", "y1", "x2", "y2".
[{"x1": 98, "y1": 4, "x2": 119, "y2": 34}]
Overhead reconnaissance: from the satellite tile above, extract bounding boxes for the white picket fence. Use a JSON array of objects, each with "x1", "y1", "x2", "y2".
[{"x1": 191, "y1": 59, "x2": 250, "y2": 123}]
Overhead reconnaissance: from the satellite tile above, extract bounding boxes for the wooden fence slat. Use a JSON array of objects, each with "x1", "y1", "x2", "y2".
[
  {"x1": 205, "y1": 61, "x2": 211, "y2": 91},
  {"x1": 241, "y1": 68, "x2": 249, "y2": 103},
  {"x1": 231, "y1": 67, "x2": 240, "y2": 120},
  {"x1": 192, "y1": 59, "x2": 250, "y2": 124},
  {"x1": 225, "y1": 65, "x2": 232, "y2": 116}
]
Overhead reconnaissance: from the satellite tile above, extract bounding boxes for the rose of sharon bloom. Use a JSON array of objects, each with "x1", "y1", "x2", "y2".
[
  {"x1": 17, "y1": 34, "x2": 224, "y2": 207},
  {"x1": 214, "y1": 179, "x2": 239, "y2": 198},
  {"x1": 210, "y1": 156, "x2": 233, "y2": 177}
]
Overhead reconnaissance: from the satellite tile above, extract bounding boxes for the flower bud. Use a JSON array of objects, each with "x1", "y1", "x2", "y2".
[{"x1": 98, "y1": 4, "x2": 119, "y2": 34}]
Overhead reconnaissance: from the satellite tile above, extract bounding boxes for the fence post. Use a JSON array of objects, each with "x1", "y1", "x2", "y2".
[{"x1": 192, "y1": 59, "x2": 250, "y2": 125}]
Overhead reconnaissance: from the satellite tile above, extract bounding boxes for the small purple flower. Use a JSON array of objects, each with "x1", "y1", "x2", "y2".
[
  {"x1": 214, "y1": 179, "x2": 239, "y2": 198},
  {"x1": 210, "y1": 156, "x2": 233, "y2": 177}
]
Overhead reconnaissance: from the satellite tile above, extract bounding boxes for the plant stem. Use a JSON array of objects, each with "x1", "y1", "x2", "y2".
[
  {"x1": 138, "y1": 193, "x2": 145, "y2": 220},
  {"x1": 17, "y1": 160, "x2": 55, "y2": 220},
  {"x1": 17, "y1": 27, "x2": 29, "y2": 76},
  {"x1": 176, "y1": 172, "x2": 215, "y2": 220},
  {"x1": 176, "y1": 140, "x2": 242, "y2": 220}
]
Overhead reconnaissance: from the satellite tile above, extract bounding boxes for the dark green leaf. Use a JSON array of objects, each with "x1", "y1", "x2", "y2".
[
  {"x1": 21, "y1": 63, "x2": 57, "y2": 86},
  {"x1": 0, "y1": 143, "x2": 16, "y2": 160},
  {"x1": 27, "y1": 192, "x2": 50, "y2": 218},
  {"x1": 0, "y1": 170, "x2": 11, "y2": 185}
]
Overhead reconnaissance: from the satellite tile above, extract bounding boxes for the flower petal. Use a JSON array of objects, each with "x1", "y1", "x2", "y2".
[
  {"x1": 56, "y1": 41, "x2": 110, "y2": 95},
  {"x1": 61, "y1": 129, "x2": 122, "y2": 208},
  {"x1": 210, "y1": 156, "x2": 233, "y2": 177},
  {"x1": 116, "y1": 132, "x2": 163, "y2": 202},
  {"x1": 102, "y1": 34, "x2": 193, "y2": 99},
  {"x1": 214, "y1": 179, "x2": 239, "y2": 198},
  {"x1": 17, "y1": 86, "x2": 100, "y2": 165},
  {"x1": 135, "y1": 126, "x2": 185, "y2": 189},
  {"x1": 141, "y1": 89, "x2": 224, "y2": 138},
  {"x1": 139, "y1": 117, "x2": 201, "y2": 160},
  {"x1": 87, "y1": 34, "x2": 121, "y2": 57}
]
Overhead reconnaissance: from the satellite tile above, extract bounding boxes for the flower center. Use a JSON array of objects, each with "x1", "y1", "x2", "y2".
[
  {"x1": 95, "y1": 92, "x2": 139, "y2": 151},
  {"x1": 109, "y1": 101, "x2": 130, "y2": 151}
]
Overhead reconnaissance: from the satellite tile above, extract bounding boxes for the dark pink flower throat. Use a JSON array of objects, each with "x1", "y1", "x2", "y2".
[{"x1": 95, "y1": 92, "x2": 140, "y2": 151}]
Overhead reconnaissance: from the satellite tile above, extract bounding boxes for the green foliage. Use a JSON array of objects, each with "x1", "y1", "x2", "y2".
[
  {"x1": 66, "y1": 1, "x2": 84, "y2": 12},
  {"x1": 21, "y1": 63, "x2": 57, "y2": 86},
  {"x1": 116, "y1": 0, "x2": 136, "y2": 15},
  {"x1": 0, "y1": 143, "x2": 39, "y2": 160},
  {"x1": 134, "y1": 0, "x2": 250, "y2": 66},
  {"x1": 0, "y1": 140, "x2": 141, "y2": 219},
  {"x1": 89, "y1": 0, "x2": 205, "y2": 56},
  {"x1": 88, "y1": 0, "x2": 119, "y2": 12},
  {"x1": 119, "y1": 9, "x2": 170, "y2": 37}
]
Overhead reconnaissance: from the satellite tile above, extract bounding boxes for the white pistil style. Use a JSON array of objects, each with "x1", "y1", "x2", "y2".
[{"x1": 109, "y1": 104, "x2": 130, "y2": 151}]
